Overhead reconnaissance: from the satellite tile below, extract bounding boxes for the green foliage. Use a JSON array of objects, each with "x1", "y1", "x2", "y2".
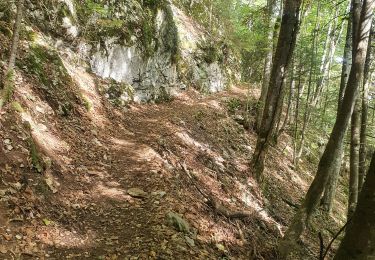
[
  {"x1": 107, "y1": 80, "x2": 134, "y2": 107},
  {"x1": 226, "y1": 98, "x2": 242, "y2": 113},
  {"x1": 140, "y1": 17, "x2": 156, "y2": 57},
  {"x1": 143, "y1": 0, "x2": 166, "y2": 9},
  {"x1": 162, "y1": 4, "x2": 179, "y2": 63},
  {"x1": 154, "y1": 86, "x2": 173, "y2": 103}
]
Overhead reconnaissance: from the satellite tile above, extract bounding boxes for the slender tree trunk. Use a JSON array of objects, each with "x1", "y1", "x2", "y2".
[
  {"x1": 0, "y1": 0, "x2": 24, "y2": 109},
  {"x1": 348, "y1": 98, "x2": 361, "y2": 217},
  {"x1": 279, "y1": 0, "x2": 375, "y2": 257},
  {"x1": 338, "y1": 4, "x2": 354, "y2": 111},
  {"x1": 252, "y1": 0, "x2": 302, "y2": 181},
  {"x1": 359, "y1": 23, "x2": 372, "y2": 190},
  {"x1": 294, "y1": 3, "x2": 320, "y2": 165},
  {"x1": 293, "y1": 63, "x2": 303, "y2": 165},
  {"x1": 256, "y1": 0, "x2": 280, "y2": 131},
  {"x1": 320, "y1": 1, "x2": 355, "y2": 213},
  {"x1": 334, "y1": 151, "x2": 375, "y2": 259},
  {"x1": 312, "y1": 7, "x2": 338, "y2": 106},
  {"x1": 278, "y1": 61, "x2": 295, "y2": 136}
]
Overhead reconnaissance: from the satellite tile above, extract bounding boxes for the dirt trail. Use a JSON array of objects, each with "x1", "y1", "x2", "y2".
[
  {"x1": 33, "y1": 87, "x2": 265, "y2": 259},
  {"x1": 0, "y1": 84, "x2": 344, "y2": 259},
  {"x1": 5, "y1": 89, "x2": 264, "y2": 259}
]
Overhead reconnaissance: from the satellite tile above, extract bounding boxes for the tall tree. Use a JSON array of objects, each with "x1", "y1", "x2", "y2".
[
  {"x1": 279, "y1": 0, "x2": 375, "y2": 257},
  {"x1": 0, "y1": 0, "x2": 25, "y2": 109},
  {"x1": 359, "y1": 22, "x2": 373, "y2": 190},
  {"x1": 333, "y1": 151, "x2": 375, "y2": 259},
  {"x1": 256, "y1": 0, "x2": 280, "y2": 131},
  {"x1": 321, "y1": 1, "x2": 355, "y2": 212},
  {"x1": 252, "y1": 0, "x2": 302, "y2": 180}
]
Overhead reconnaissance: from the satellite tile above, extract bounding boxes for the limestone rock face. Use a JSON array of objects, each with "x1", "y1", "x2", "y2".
[
  {"x1": 88, "y1": 1, "x2": 238, "y2": 102},
  {"x1": 26, "y1": 0, "x2": 240, "y2": 103},
  {"x1": 90, "y1": 39, "x2": 178, "y2": 102}
]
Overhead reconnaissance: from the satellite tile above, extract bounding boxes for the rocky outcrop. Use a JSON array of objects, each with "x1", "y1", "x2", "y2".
[{"x1": 26, "y1": 0, "x2": 240, "y2": 103}]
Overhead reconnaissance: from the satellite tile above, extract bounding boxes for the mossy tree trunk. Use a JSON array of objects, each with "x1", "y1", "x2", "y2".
[
  {"x1": 333, "y1": 151, "x2": 375, "y2": 259},
  {"x1": 252, "y1": 0, "x2": 301, "y2": 181},
  {"x1": 279, "y1": 0, "x2": 375, "y2": 257},
  {"x1": 0, "y1": 0, "x2": 24, "y2": 109}
]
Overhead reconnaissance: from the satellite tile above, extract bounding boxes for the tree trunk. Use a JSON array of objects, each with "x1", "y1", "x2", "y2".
[
  {"x1": 333, "y1": 151, "x2": 375, "y2": 259},
  {"x1": 348, "y1": 98, "x2": 361, "y2": 217},
  {"x1": 0, "y1": 0, "x2": 24, "y2": 109},
  {"x1": 320, "y1": 143, "x2": 344, "y2": 213},
  {"x1": 359, "y1": 23, "x2": 372, "y2": 191},
  {"x1": 256, "y1": 0, "x2": 280, "y2": 132},
  {"x1": 279, "y1": 0, "x2": 375, "y2": 257},
  {"x1": 320, "y1": 0, "x2": 355, "y2": 213},
  {"x1": 293, "y1": 63, "x2": 303, "y2": 165},
  {"x1": 312, "y1": 6, "x2": 338, "y2": 106},
  {"x1": 277, "y1": 61, "x2": 295, "y2": 137},
  {"x1": 252, "y1": 0, "x2": 301, "y2": 181},
  {"x1": 338, "y1": 5, "x2": 353, "y2": 111}
]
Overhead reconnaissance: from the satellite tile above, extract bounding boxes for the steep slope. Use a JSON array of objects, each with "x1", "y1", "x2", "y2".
[
  {"x1": 0, "y1": 1, "x2": 349, "y2": 259},
  {"x1": 0, "y1": 76, "x2": 347, "y2": 259}
]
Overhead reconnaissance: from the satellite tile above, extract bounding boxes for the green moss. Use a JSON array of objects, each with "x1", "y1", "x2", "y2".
[
  {"x1": 0, "y1": 70, "x2": 15, "y2": 106},
  {"x1": 141, "y1": 17, "x2": 156, "y2": 57},
  {"x1": 22, "y1": 43, "x2": 80, "y2": 116},
  {"x1": 24, "y1": 44, "x2": 53, "y2": 86},
  {"x1": 27, "y1": 137, "x2": 44, "y2": 173},
  {"x1": 11, "y1": 101, "x2": 24, "y2": 113},
  {"x1": 82, "y1": 96, "x2": 92, "y2": 111},
  {"x1": 162, "y1": 4, "x2": 180, "y2": 63}
]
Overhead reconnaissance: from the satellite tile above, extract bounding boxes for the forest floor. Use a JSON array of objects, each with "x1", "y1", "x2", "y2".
[{"x1": 0, "y1": 76, "x2": 348, "y2": 259}]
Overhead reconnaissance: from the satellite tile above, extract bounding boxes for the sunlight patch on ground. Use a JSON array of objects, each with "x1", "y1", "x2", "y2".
[
  {"x1": 94, "y1": 183, "x2": 131, "y2": 201},
  {"x1": 22, "y1": 113, "x2": 70, "y2": 154},
  {"x1": 109, "y1": 137, "x2": 135, "y2": 149},
  {"x1": 37, "y1": 225, "x2": 95, "y2": 249},
  {"x1": 62, "y1": 58, "x2": 108, "y2": 127},
  {"x1": 17, "y1": 82, "x2": 71, "y2": 162},
  {"x1": 198, "y1": 99, "x2": 223, "y2": 110},
  {"x1": 238, "y1": 180, "x2": 284, "y2": 236},
  {"x1": 175, "y1": 130, "x2": 225, "y2": 170},
  {"x1": 134, "y1": 146, "x2": 163, "y2": 163},
  {"x1": 195, "y1": 216, "x2": 243, "y2": 247}
]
